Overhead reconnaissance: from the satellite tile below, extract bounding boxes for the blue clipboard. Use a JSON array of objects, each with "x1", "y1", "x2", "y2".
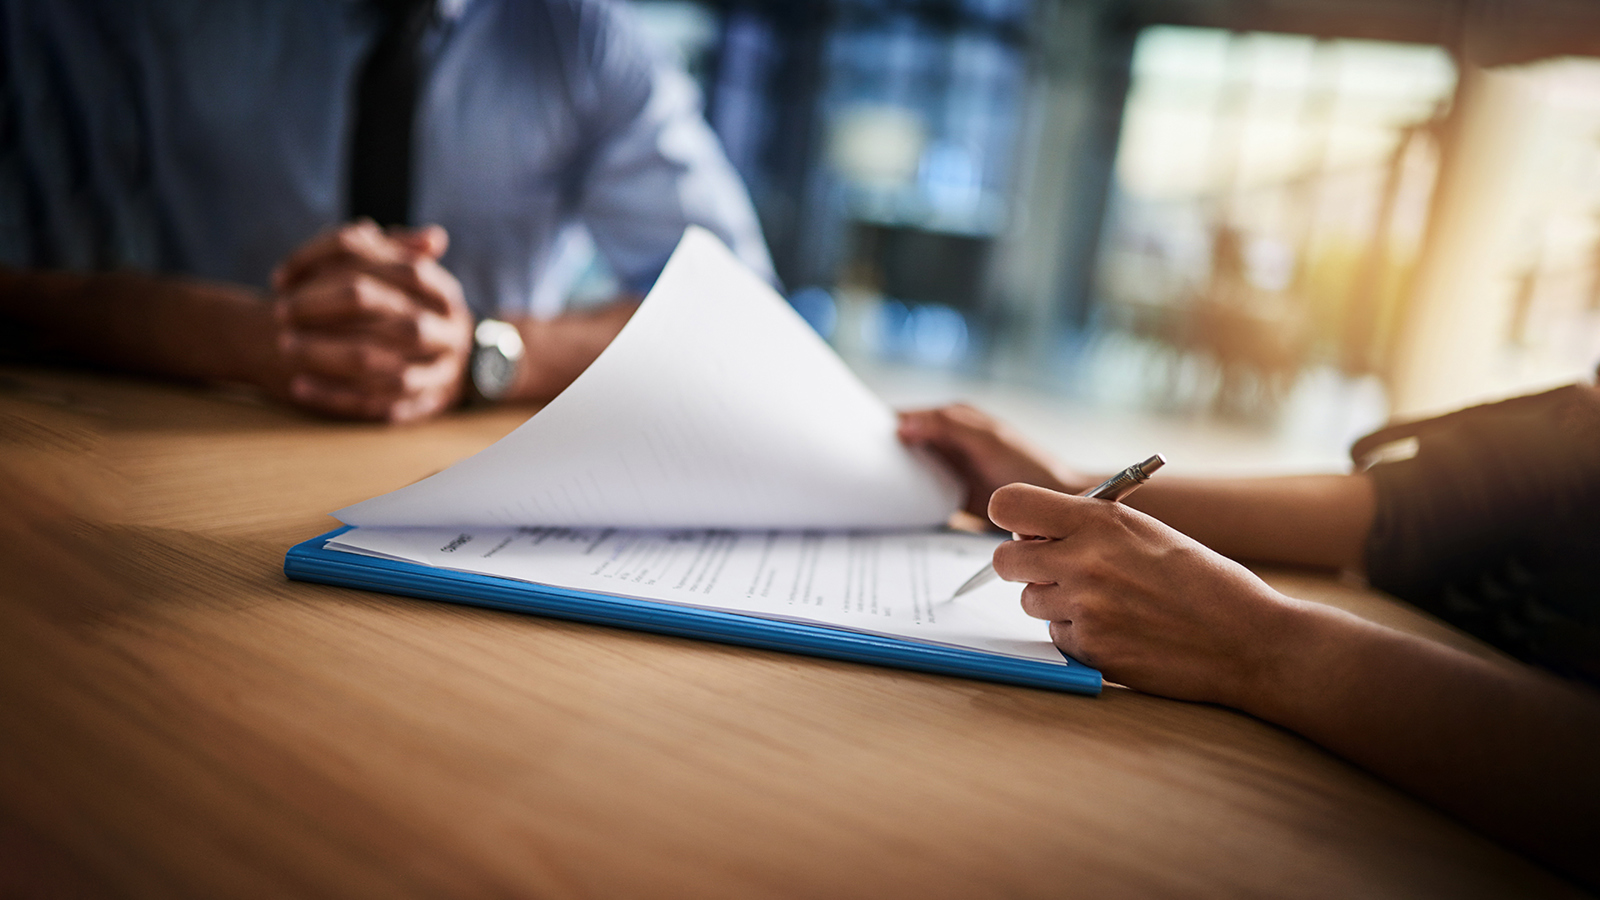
[{"x1": 284, "y1": 526, "x2": 1102, "y2": 696}]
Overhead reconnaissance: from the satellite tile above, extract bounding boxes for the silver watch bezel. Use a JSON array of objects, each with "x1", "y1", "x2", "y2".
[{"x1": 470, "y1": 318, "x2": 525, "y2": 402}]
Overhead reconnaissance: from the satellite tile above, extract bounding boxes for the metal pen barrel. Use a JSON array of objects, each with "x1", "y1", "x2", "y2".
[{"x1": 1082, "y1": 454, "x2": 1165, "y2": 502}]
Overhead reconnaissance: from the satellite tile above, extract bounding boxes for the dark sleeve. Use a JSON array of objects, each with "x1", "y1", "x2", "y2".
[{"x1": 1353, "y1": 384, "x2": 1600, "y2": 684}]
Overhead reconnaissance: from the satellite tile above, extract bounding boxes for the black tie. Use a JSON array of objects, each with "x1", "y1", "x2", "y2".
[{"x1": 347, "y1": 0, "x2": 435, "y2": 227}]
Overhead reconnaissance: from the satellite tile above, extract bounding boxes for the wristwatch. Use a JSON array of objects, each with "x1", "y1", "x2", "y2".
[{"x1": 469, "y1": 318, "x2": 525, "y2": 403}]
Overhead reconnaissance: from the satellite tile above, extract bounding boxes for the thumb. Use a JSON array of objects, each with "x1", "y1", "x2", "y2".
[{"x1": 989, "y1": 483, "x2": 1093, "y2": 541}]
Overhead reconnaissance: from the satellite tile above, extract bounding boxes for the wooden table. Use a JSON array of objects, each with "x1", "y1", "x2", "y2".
[{"x1": 0, "y1": 367, "x2": 1584, "y2": 898}]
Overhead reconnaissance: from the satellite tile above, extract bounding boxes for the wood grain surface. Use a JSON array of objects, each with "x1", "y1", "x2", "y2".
[{"x1": 0, "y1": 367, "x2": 1584, "y2": 899}]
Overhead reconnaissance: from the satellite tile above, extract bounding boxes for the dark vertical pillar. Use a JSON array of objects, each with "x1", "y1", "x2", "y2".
[
  {"x1": 705, "y1": 0, "x2": 834, "y2": 290},
  {"x1": 983, "y1": 0, "x2": 1136, "y2": 378},
  {"x1": 1050, "y1": 3, "x2": 1135, "y2": 331}
]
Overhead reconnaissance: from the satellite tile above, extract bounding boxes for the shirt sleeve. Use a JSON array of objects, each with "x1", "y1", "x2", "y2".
[
  {"x1": 563, "y1": 0, "x2": 775, "y2": 295},
  {"x1": 1353, "y1": 384, "x2": 1600, "y2": 683}
]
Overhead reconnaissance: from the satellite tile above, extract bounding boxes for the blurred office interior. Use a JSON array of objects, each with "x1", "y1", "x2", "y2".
[{"x1": 621, "y1": 0, "x2": 1600, "y2": 471}]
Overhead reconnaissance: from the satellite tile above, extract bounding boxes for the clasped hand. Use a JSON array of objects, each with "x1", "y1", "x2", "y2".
[{"x1": 269, "y1": 220, "x2": 474, "y2": 423}]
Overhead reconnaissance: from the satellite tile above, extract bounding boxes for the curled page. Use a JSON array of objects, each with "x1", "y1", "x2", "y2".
[{"x1": 336, "y1": 227, "x2": 962, "y2": 530}]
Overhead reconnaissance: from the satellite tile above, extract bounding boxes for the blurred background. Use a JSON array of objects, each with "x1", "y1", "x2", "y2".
[{"x1": 616, "y1": 0, "x2": 1600, "y2": 472}]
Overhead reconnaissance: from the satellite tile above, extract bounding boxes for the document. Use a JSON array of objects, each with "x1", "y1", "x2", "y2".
[
  {"x1": 326, "y1": 525, "x2": 1066, "y2": 665},
  {"x1": 322, "y1": 229, "x2": 1069, "y2": 671},
  {"x1": 336, "y1": 227, "x2": 961, "y2": 531}
]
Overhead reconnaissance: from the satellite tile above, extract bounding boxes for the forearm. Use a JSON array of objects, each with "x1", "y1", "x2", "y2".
[
  {"x1": 1122, "y1": 474, "x2": 1375, "y2": 569},
  {"x1": 507, "y1": 298, "x2": 638, "y2": 403},
  {"x1": 1242, "y1": 601, "x2": 1600, "y2": 887},
  {"x1": 0, "y1": 267, "x2": 282, "y2": 389}
]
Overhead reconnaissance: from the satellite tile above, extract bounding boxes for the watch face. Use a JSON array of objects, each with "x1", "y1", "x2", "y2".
[
  {"x1": 472, "y1": 347, "x2": 515, "y2": 400},
  {"x1": 471, "y1": 318, "x2": 524, "y2": 402}
]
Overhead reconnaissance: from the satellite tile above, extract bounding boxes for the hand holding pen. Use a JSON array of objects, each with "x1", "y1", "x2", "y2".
[{"x1": 951, "y1": 453, "x2": 1167, "y2": 598}]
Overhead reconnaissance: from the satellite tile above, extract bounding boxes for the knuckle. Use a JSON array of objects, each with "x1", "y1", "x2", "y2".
[
  {"x1": 1070, "y1": 596, "x2": 1105, "y2": 628},
  {"x1": 335, "y1": 227, "x2": 365, "y2": 253},
  {"x1": 1018, "y1": 583, "x2": 1053, "y2": 618},
  {"x1": 388, "y1": 394, "x2": 435, "y2": 425},
  {"x1": 356, "y1": 275, "x2": 398, "y2": 314},
  {"x1": 990, "y1": 540, "x2": 1020, "y2": 574},
  {"x1": 446, "y1": 319, "x2": 473, "y2": 354},
  {"x1": 443, "y1": 282, "x2": 468, "y2": 312},
  {"x1": 951, "y1": 403, "x2": 984, "y2": 424},
  {"x1": 380, "y1": 399, "x2": 411, "y2": 424},
  {"x1": 1104, "y1": 502, "x2": 1138, "y2": 526},
  {"x1": 404, "y1": 258, "x2": 430, "y2": 288},
  {"x1": 400, "y1": 364, "x2": 429, "y2": 394},
  {"x1": 1047, "y1": 621, "x2": 1085, "y2": 660},
  {"x1": 1075, "y1": 550, "x2": 1113, "y2": 584},
  {"x1": 345, "y1": 276, "x2": 375, "y2": 311}
]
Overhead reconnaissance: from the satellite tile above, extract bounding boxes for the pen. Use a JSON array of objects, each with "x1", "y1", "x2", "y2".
[{"x1": 949, "y1": 453, "x2": 1167, "y2": 599}]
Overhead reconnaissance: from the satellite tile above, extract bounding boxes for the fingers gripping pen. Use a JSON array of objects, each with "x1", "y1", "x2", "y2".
[{"x1": 949, "y1": 454, "x2": 1166, "y2": 599}]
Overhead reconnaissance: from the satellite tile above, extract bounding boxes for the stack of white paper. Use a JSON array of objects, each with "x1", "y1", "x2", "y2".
[{"x1": 327, "y1": 228, "x2": 1068, "y2": 666}]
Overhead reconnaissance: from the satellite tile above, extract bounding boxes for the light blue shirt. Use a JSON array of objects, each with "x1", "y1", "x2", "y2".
[{"x1": 0, "y1": 0, "x2": 773, "y2": 317}]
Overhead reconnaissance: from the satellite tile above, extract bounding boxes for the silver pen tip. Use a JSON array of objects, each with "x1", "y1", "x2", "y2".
[{"x1": 1136, "y1": 454, "x2": 1166, "y2": 478}]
